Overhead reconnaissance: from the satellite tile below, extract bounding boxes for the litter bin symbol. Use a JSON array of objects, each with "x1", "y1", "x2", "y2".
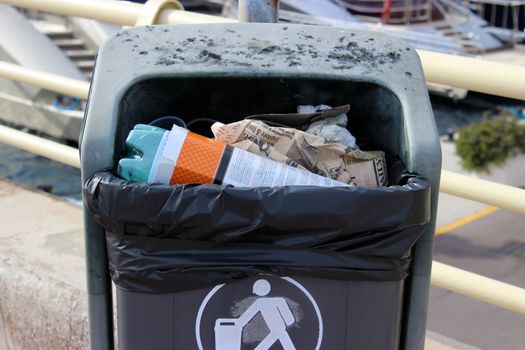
[
  {"x1": 214, "y1": 319, "x2": 242, "y2": 350},
  {"x1": 196, "y1": 276, "x2": 323, "y2": 349},
  {"x1": 214, "y1": 279, "x2": 296, "y2": 350}
]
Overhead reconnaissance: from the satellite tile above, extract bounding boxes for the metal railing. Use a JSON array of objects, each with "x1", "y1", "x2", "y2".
[
  {"x1": 334, "y1": 0, "x2": 434, "y2": 24},
  {"x1": 1, "y1": 60, "x2": 525, "y2": 316},
  {"x1": 1, "y1": 118, "x2": 524, "y2": 317},
  {"x1": 431, "y1": 261, "x2": 525, "y2": 315},
  {"x1": 468, "y1": 0, "x2": 525, "y2": 31},
  {"x1": 0, "y1": 0, "x2": 234, "y2": 26},
  {"x1": 0, "y1": 61, "x2": 89, "y2": 99},
  {"x1": 441, "y1": 171, "x2": 525, "y2": 214},
  {"x1": 417, "y1": 50, "x2": 525, "y2": 100},
  {"x1": 2, "y1": 0, "x2": 525, "y2": 99},
  {"x1": 0, "y1": 124, "x2": 80, "y2": 167},
  {"x1": 1, "y1": 0, "x2": 525, "y2": 319}
]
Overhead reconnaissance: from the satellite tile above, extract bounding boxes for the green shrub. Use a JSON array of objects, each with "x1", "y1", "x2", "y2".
[{"x1": 456, "y1": 118, "x2": 525, "y2": 172}]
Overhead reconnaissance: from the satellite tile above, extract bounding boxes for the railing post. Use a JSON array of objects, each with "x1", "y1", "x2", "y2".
[{"x1": 238, "y1": 0, "x2": 280, "y2": 23}]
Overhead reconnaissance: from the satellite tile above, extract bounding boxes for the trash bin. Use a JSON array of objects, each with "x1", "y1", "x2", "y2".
[{"x1": 81, "y1": 23, "x2": 441, "y2": 350}]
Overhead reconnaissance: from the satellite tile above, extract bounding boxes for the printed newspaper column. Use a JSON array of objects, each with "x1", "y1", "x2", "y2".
[{"x1": 212, "y1": 120, "x2": 388, "y2": 187}]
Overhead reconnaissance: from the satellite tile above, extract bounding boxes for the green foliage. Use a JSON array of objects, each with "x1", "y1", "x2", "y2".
[{"x1": 456, "y1": 118, "x2": 525, "y2": 172}]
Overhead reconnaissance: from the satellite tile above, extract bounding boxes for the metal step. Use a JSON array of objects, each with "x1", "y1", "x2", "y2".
[
  {"x1": 30, "y1": 18, "x2": 97, "y2": 82},
  {"x1": 432, "y1": 22, "x2": 484, "y2": 54},
  {"x1": 440, "y1": 27, "x2": 463, "y2": 36},
  {"x1": 64, "y1": 49, "x2": 96, "y2": 57},
  {"x1": 463, "y1": 45, "x2": 483, "y2": 54},
  {"x1": 30, "y1": 20, "x2": 69, "y2": 36},
  {"x1": 53, "y1": 38, "x2": 85, "y2": 49},
  {"x1": 76, "y1": 60, "x2": 95, "y2": 70},
  {"x1": 64, "y1": 49, "x2": 97, "y2": 60},
  {"x1": 46, "y1": 31, "x2": 74, "y2": 39}
]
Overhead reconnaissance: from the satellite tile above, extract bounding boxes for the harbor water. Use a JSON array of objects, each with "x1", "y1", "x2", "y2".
[{"x1": 0, "y1": 141, "x2": 82, "y2": 203}]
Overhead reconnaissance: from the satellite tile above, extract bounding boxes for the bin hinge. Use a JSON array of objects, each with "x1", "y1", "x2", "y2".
[{"x1": 135, "y1": 0, "x2": 184, "y2": 26}]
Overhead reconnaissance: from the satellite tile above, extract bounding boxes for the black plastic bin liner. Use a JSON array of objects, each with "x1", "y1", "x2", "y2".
[{"x1": 84, "y1": 170, "x2": 430, "y2": 294}]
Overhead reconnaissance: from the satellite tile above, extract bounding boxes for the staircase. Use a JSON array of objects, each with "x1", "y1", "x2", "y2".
[
  {"x1": 434, "y1": 21, "x2": 484, "y2": 54},
  {"x1": 30, "y1": 20, "x2": 96, "y2": 81}
]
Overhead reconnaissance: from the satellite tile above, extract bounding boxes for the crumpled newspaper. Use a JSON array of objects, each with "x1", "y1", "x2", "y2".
[{"x1": 211, "y1": 113, "x2": 388, "y2": 187}]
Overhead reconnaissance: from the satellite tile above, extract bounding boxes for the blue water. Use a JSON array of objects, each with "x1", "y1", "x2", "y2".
[{"x1": 0, "y1": 142, "x2": 82, "y2": 203}]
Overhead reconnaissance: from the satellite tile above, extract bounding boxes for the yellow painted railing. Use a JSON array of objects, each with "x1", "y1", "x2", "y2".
[
  {"x1": 1, "y1": 122, "x2": 524, "y2": 316},
  {"x1": 2, "y1": 0, "x2": 525, "y2": 99},
  {"x1": 431, "y1": 261, "x2": 525, "y2": 315},
  {"x1": 2, "y1": 62, "x2": 524, "y2": 214},
  {"x1": 0, "y1": 61, "x2": 89, "y2": 99},
  {"x1": 0, "y1": 0, "x2": 233, "y2": 26},
  {"x1": 441, "y1": 171, "x2": 525, "y2": 214},
  {"x1": 0, "y1": 125, "x2": 80, "y2": 167},
  {"x1": 1, "y1": 0, "x2": 525, "y2": 318}
]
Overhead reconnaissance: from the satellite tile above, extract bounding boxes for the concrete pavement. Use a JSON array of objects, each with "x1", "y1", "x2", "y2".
[
  {"x1": 0, "y1": 180, "x2": 88, "y2": 349},
  {"x1": 427, "y1": 140, "x2": 525, "y2": 350},
  {"x1": 428, "y1": 208, "x2": 525, "y2": 350}
]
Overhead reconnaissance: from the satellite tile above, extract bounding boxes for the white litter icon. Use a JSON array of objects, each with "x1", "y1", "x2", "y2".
[{"x1": 214, "y1": 279, "x2": 296, "y2": 350}]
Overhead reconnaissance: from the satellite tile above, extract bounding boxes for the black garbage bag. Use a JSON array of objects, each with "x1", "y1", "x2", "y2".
[{"x1": 84, "y1": 163, "x2": 430, "y2": 294}]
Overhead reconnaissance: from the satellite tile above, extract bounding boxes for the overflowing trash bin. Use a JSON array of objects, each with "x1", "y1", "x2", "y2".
[{"x1": 81, "y1": 23, "x2": 441, "y2": 350}]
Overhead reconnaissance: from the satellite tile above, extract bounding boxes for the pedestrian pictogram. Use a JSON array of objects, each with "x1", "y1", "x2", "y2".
[
  {"x1": 214, "y1": 279, "x2": 296, "y2": 350},
  {"x1": 196, "y1": 276, "x2": 322, "y2": 350}
]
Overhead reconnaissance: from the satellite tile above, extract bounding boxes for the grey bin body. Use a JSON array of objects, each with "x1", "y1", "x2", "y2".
[{"x1": 80, "y1": 23, "x2": 441, "y2": 350}]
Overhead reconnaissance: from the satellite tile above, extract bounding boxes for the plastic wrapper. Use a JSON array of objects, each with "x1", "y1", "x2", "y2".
[
  {"x1": 84, "y1": 159, "x2": 430, "y2": 294},
  {"x1": 299, "y1": 104, "x2": 357, "y2": 148}
]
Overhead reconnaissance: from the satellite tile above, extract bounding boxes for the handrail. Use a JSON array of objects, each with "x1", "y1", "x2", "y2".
[
  {"x1": 0, "y1": 118, "x2": 522, "y2": 317},
  {"x1": 2, "y1": 122, "x2": 525, "y2": 315},
  {"x1": 0, "y1": 0, "x2": 233, "y2": 26},
  {"x1": 431, "y1": 261, "x2": 525, "y2": 315},
  {"x1": 1, "y1": 0, "x2": 525, "y2": 99},
  {"x1": 441, "y1": 170, "x2": 525, "y2": 215},
  {"x1": 417, "y1": 50, "x2": 525, "y2": 101},
  {"x1": 0, "y1": 125, "x2": 80, "y2": 167},
  {"x1": 1, "y1": 61, "x2": 524, "y2": 213},
  {"x1": 0, "y1": 61, "x2": 90, "y2": 99}
]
